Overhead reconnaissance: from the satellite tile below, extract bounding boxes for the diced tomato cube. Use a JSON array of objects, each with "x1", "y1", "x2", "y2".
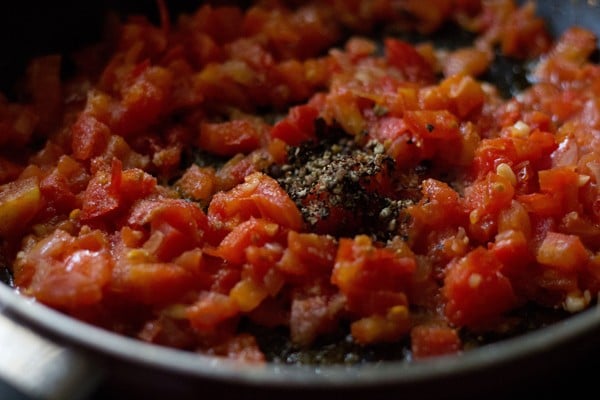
[
  {"x1": 536, "y1": 231, "x2": 589, "y2": 272},
  {"x1": 199, "y1": 119, "x2": 264, "y2": 156},
  {"x1": 208, "y1": 172, "x2": 303, "y2": 231},
  {"x1": 443, "y1": 247, "x2": 517, "y2": 327},
  {"x1": 270, "y1": 104, "x2": 319, "y2": 146},
  {"x1": 410, "y1": 324, "x2": 461, "y2": 359},
  {"x1": 0, "y1": 176, "x2": 42, "y2": 237}
]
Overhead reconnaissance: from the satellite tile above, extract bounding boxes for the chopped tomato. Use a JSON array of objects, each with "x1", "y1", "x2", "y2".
[
  {"x1": 211, "y1": 218, "x2": 284, "y2": 265},
  {"x1": 13, "y1": 229, "x2": 112, "y2": 309},
  {"x1": 443, "y1": 247, "x2": 517, "y2": 328},
  {"x1": 410, "y1": 324, "x2": 461, "y2": 359},
  {"x1": 199, "y1": 119, "x2": 265, "y2": 156},
  {"x1": 71, "y1": 114, "x2": 111, "y2": 160},
  {"x1": 404, "y1": 110, "x2": 460, "y2": 140},
  {"x1": 128, "y1": 198, "x2": 211, "y2": 256},
  {"x1": 332, "y1": 235, "x2": 416, "y2": 315},
  {"x1": 208, "y1": 172, "x2": 303, "y2": 231},
  {"x1": 186, "y1": 292, "x2": 239, "y2": 333},
  {"x1": 351, "y1": 305, "x2": 411, "y2": 344},
  {"x1": 0, "y1": 176, "x2": 42, "y2": 237},
  {"x1": 536, "y1": 231, "x2": 589, "y2": 272},
  {"x1": 385, "y1": 38, "x2": 435, "y2": 83},
  {"x1": 277, "y1": 231, "x2": 337, "y2": 277},
  {"x1": 270, "y1": 104, "x2": 319, "y2": 146},
  {"x1": 175, "y1": 164, "x2": 216, "y2": 202}
]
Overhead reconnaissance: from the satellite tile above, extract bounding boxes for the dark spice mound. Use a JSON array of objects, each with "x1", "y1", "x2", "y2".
[{"x1": 269, "y1": 124, "x2": 421, "y2": 241}]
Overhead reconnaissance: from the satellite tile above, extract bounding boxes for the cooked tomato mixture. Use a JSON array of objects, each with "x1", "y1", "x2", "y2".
[{"x1": 1, "y1": 0, "x2": 600, "y2": 363}]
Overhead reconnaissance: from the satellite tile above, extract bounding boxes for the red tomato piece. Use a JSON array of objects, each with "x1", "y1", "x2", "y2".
[
  {"x1": 332, "y1": 235, "x2": 416, "y2": 315},
  {"x1": 411, "y1": 325, "x2": 461, "y2": 359},
  {"x1": 536, "y1": 231, "x2": 589, "y2": 272},
  {"x1": 199, "y1": 119, "x2": 264, "y2": 156},
  {"x1": 443, "y1": 247, "x2": 517, "y2": 328},
  {"x1": 186, "y1": 292, "x2": 239, "y2": 333},
  {"x1": 270, "y1": 104, "x2": 319, "y2": 146},
  {"x1": 212, "y1": 218, "x2": 283, "y2": 265},
  {"x1": 112, "y1": 65, "x2": 173, "y2": 136},
  {"x1": 385, "y1": 38, "x2": 435, "y2": 83},
  {"x1": 14, "y1": 229, "x2": 112, "y2": 309},
  {"x1": 81, "y1": 159, "x2": 157, "y2": 221},
  {"x1": 0, "y1": 176, "x2": 42, "y2": 237},
  {"x1": 128, "y1": 198, "x2": 211, "y2": 255},
  {"x1": 404, "y1": 110, "x2": 460, "y2": 140},
  {"x1": 208, "y1": 172, "x2": 303, "y2": 231},
  {"x1": 473, "y1": 138, "x2": 518, "y2": 178},
  {"x1": 277, "y1": 231, "x2": 337, "y2": 277},
  {"x1": 71, "y1": 114, "x2": 111, "y2": 161}
]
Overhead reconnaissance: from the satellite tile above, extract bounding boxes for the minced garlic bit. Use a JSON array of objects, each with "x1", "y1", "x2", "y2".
[
  {"x1": 509, "y1": 120, "x2": 531, "y2": 138},
  {"x1": 578, "y1": 174, "x2": 591, "y2": 187},
  {"x1": 468, "y1": 273, "x2": 482, "y2": 288},
  {"x1": 127, "y1": 249, "x2": 152, "y2": 263},
  {"x1": 563, "y1": 290, "x2": 591, "y2": 313},
  {"x1": 469, "y1": 209, "x2": 480, "y2": 224},
  {"x1": 496, "y1": 163, "x2": 517, "y2": 186},
  {"x1": 69, "y1": 208, "x2": 81, "y2": 220}
]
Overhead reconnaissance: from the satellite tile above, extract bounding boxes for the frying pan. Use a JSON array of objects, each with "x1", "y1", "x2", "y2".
[{"x1": 1, "y1": 1, "x2": 600, "y2": 399}]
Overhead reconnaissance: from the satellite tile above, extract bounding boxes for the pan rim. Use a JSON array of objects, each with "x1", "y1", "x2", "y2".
[{"x1": 2, "y1": 281, "x2": 600, "y2": 389}]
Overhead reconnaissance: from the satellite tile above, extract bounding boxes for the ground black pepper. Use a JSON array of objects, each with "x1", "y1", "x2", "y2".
[{"x1": 269, "y1": 128, "x2": 421, "y2": 241}]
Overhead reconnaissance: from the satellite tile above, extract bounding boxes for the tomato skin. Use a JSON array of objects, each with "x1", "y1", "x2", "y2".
[
  {"x1": 39, "y1": 169, "x2": 79, "y2": 214},
  {"x1": 128, "y1": 198, "x2": 209, "y2": 235},
  {"x1": 332, "y1": 235, "x2": 416, "y2": 295},
  {"x1": 109, "y1": 229, "x2": 206, "y2": 305},
  {"x1": 537, "y1": 167, "x2": 580, "y2": 214},
  {"x1": 490, "y1": 229, "x2": 532, "y2": 277},
  {"x1": 443, "y1": 247, "x2": 517, "y2": 328},
  {"x1": 518, "y1": 167, "x2": 580, "y2": 217},
  {"x1": 408, "y1": 179, "x2": 466, "y2": 249},
  {"x1": 110, "y1": 261, "x2": 197, "y2": 305}
]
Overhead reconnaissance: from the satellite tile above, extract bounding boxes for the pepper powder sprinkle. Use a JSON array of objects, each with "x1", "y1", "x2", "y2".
[{"x1": 271, "y1": 133, "x2": 418, "y2": 240}]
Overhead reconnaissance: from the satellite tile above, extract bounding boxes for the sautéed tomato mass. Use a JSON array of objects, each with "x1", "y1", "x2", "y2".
[{"x1": 1, "y1": 0, "x2": 600, "y2": 362}]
